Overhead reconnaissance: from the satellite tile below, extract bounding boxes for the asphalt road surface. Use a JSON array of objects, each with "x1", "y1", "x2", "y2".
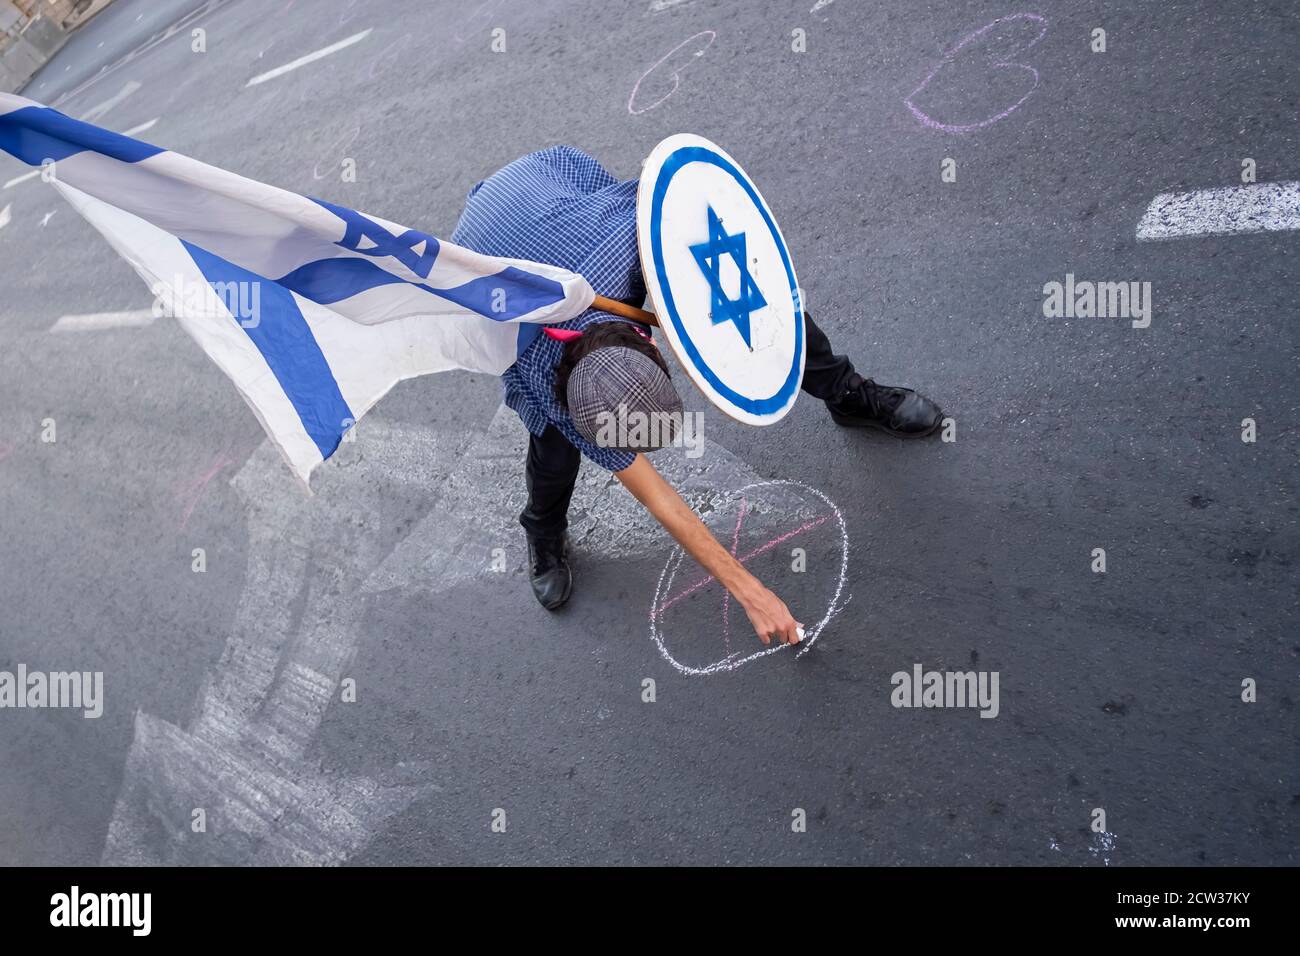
[{"x1": 0, "y1": 0, "x2": 1296, "y2": 866}]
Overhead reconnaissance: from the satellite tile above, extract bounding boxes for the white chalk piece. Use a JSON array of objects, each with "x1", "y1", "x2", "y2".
[{"x1": 796, "y1": 625, "x2": 805, "y2": 642}]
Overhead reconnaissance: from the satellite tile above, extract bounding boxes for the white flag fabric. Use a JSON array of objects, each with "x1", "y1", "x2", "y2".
[{"x1": 0, "y1": 93, "x2": 595, "y2": 485}]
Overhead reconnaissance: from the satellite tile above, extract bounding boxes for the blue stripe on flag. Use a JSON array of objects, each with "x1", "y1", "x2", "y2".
[
  {"x1": 277, "y1": 256, "x2": 406, "y2": 304},
  {"x1": 277, "y1": 256, "x2": 569, "y2": 321},
  {"x1": 422, "y1": 266, "x2": 567, "y2": 322},
  {"x1": 297, "y1": 197, "x2": 572, "y2": 320},
  {"x1": 0, "y1": 105, "x2": 163, "y2": 166},
  {"x1": 182, "y1": 241, "x2": 354, "y2": 462}
]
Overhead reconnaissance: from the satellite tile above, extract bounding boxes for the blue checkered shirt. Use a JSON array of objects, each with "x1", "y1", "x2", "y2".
[{"x1": 451, "y1": 146, "x2": 646, "y2": 472}]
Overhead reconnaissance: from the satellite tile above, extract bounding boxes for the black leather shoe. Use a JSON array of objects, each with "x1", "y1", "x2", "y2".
[
  {"x1": 827, "y1": 376, "x2": 944, "y2": 437},
  {"x1": 527, "y1": 534, "x2": 572, "y2": 610}
]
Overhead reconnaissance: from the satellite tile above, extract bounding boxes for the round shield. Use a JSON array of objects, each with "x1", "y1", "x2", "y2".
[{"x1": 636, "y1": 134, "x2": 805, "y2": 426}]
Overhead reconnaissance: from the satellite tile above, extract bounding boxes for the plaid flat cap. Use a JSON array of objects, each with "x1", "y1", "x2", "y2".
[{"x1": 567, "y1": 347, "x2": 684, "y2": 454}]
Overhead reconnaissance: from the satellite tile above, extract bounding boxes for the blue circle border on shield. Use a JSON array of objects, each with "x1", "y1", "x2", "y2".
[{"x1": 639, "y1": 136, "x2": 805, "y2": 424}]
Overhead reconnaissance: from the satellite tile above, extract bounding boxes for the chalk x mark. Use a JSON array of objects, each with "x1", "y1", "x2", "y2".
[
  {"x1": 650, "y1": 481, "x2": 849, "y2": 676},
  {"x1": 1136, "y1": 181, "x2": 1300, "y2": 240},
  {"x1": 653, "y1": 514, "x2": 833, "y2": 619},
  {"x1": 246, "y1": 29, "x2": 372, "y2": 87}
]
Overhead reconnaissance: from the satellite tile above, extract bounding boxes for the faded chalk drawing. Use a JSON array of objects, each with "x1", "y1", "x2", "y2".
[
  {"x1": 628, "y1": 31, "x2": 717, "y2": 115},
  {"x1": 103, "y1": 407, "x2": 791, "y2": 862},
  {"x1": 905, "y1": 14, "x2": 1049, "y2": 134}
]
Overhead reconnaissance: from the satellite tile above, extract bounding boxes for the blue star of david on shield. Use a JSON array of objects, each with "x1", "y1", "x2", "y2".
[{"x1": 689, "y1": 206, "x2": 767, "y2": 349}]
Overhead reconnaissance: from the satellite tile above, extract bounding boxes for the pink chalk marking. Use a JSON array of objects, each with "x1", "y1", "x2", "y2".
[
  {"x1": 719, "y1": 497, "x2": 748, "y2": 652},
  {"x1": 904, "y1": 13, "x2": 1049, "y2": 134},
  {"x1": 651, "y1": 512, "x2": 831, "y2": 620},
  {"x1": 174, "y1": 454, "x2": 234, "y2": 531},
  {"x1": 172, "y1": 438, "x2": 260, "y2": 531},
  {"x1": 628, "y1": 31, "x2": 717, "y2": 116},
  {"x1": 648, "y1": 480, "x2": 849, "y2": 675}
]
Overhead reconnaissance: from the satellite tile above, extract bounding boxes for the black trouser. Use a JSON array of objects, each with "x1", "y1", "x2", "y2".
[{"x1": 520, "y1": 311, "x2": 857, "y2": 540}]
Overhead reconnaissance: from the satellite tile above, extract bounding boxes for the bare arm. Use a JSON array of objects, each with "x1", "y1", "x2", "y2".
[{"x1": 615, "y1": 453, "x2": 802, "y2": 645}]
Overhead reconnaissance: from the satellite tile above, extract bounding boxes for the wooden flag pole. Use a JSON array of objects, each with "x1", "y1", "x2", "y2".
[{"x1": 591, "y1": 294, "x2": 659, "y2": 327}]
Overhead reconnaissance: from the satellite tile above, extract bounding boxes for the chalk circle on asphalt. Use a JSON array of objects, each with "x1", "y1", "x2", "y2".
[{"x1": 649, "y1": 480, "x2": 849, "y2": 676}]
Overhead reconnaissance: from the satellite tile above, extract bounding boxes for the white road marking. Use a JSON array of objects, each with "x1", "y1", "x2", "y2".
[
  {"x1": 79, "y1": 80, "x2": 142, "y2": 124},
  {"x1": 1137, "y1": 181, "x2": 1300, "y2": 240},
  {"x1": 4, "y1": 169, "x2": 40, "y2": 190},
  {"x1": 49, "y1": 309, "x2": 157, "y2": 333},
  {"x1": 245, "y1": 28, "x2": 372, "y2": 87},
  {"x1": 122, "y1": 117, "x2": 160, "y2": 137}
]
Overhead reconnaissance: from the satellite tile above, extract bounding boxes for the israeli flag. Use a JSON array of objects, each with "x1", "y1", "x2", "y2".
[{"x1": 0, "y1": 93, "x2": 595, "y2": 486}]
